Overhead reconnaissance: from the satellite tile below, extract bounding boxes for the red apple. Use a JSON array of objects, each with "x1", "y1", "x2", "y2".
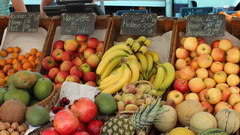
[
  {"x1": 41, "y1": 128, "x2": 59, "y2": 135},
  {"x1": 86, "y1": 54, "x2": 100, "y2": 68},
  {"x1": 219, "y1": 86, "x2": 231, "y2": 102},
  {"x1": 211, "y1": 48, "x2": 225, "y2": 62},
  {"x1": 87, "y1": 38, "x2": 99, "y2": 49},
  {"x1": 78, "y1": 42, "x2": 88, "y2": 53},
  {"x1": 43, "y1": 75, "x2": 50, "y2": 78},
  {"x1": 197, "y1": 37, "x2": 206, "y2": 44},
  {"x1": 173, "y1": 79, "x2": 189, "y2": 93},
  {"x1": 76, "y1": 35, "x2": 87, "y2": 42},
  {"x1": 83, "y1": 72, "x2": 96, "y2": 82},
  {"x1": 62, "y1": 51, "x2": 74, "y2": 61},
  {"x1": 53, "y1": 40, "x2": 64, "y2": 50},
  {"x1": 42, "y1": 56, "x2": 56, "y2": 70},
  {"x1": 77, "y1": 122, "x2": 86, "y2": 131},
  {"x1": 55, "y1": 71, "x2": 69, "y2": 83},
  {"x1": 60, "y1": 61, "x2": 74, "y2": 72},
  {"x1": 211, "y1": 40, "x2": 220, "y2": 48},
  {"x1": 201, "y1": 101, "x2": 213, "y2": 113},
  {"x1": 199, "y1": 89, "x2": 208, "y2": 102},
  {"x1": 84, "y1": 48, "x2": 95, "y2": 59},
  {"x1": 56, "y1": 83, "x2": 63, "y2": 89},
  {"x1": 80, "y1": 63, "x2": 91, "y2": 73},
  {"x1": 166, "y1": 90, "x2": 184, "y2": 104},
  {"x1": 73, "y1": 57, "x2": 83, "y2": 67},
  {"x1": 176, "y1": 48, "x2": 189, "y2": 59},
  {"x1": 64, "y1": 39, "x2": 78, "y2": 51},
  {"x1": 52, "y1": 48, "x2": 64, "y2": 61},
  {"x1": 48, "y1": 68, "x2": 60, "y2": 80},
  {"x1": 96, "y1": 41, "x2": 104, "y2": 52},
  {"x1": 85, "y1": 81, "x2": 96, "y2": 87},
  {"x1": 65, "y1": 75, "x2": 80, "y2": 83},
  {"x1": 87, "y1": 120, "x2": 104, "y2": 135},
  {"x1": 70, "y1": 66, "x2": 83, "y2": 78}
]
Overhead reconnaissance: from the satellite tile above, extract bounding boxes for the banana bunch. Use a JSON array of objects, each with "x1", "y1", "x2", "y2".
[{"x1": 126, "y1": 36, "x2": 151, "y2": 54}]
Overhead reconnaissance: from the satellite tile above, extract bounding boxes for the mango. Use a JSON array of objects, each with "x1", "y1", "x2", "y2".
[
  {"x1": 13, "y1": 71, "x2": 37, "y2": 90},
  {"x1": 33, "y1": 78, "x2": 53, "y2": 100},
  {"x1": 95, "y1": 93, "x2": 117, "y2": 115},
  {"x1": 26, "y1": 105, "x2": 49, "y2": 127},
  {"x1": 0, "y1": 88, "x2": 6, "y2": 104},
  {"x1": 33, "y1": 72, "x2": 43, "y2": 80},
  {"x1": 4, "y1": 90, "x2": 30, "y2": 105},
  {"x1": 7, "y1": 75, "x2": 14, "y2": 86}
]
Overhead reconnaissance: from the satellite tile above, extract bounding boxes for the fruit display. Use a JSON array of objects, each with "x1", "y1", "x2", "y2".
[
  {"x1": 0, "y1": 121, "x2": 29, "y2": 135},
  {"x1": 97, "y1": 36, "x2": 175, "y2": 96},
  {"x1": 41, "y1": 35, "x2": 103, "y2": 87},
  {"x1": 218, "y1": 10, "x2": 240, "y2": 21},
  {"x1": 0, "y1": 47, "x2": 42, "y2": 86}
]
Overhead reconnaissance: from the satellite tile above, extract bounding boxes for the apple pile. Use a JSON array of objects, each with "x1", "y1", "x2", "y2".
[
  {"x1": 167, "y1": 37, "x2": 240, "y2": 114},
  {"x1": 41, "y1": 35, "x2": 104, "y2": 87}
]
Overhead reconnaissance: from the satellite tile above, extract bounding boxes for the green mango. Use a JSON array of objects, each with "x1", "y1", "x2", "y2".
[
  {"x1": 26, "y1": 105, "x2": 49, "y2": 127},
  {"x1": 0, "y1": 88, "x2": 6, "y2": 104},
  {"x1": 4, "y1": 89, "x2": 30, "y2": 105},
  {"x1": 34, "y1": 78, "x2": 53, "y2": 100}
]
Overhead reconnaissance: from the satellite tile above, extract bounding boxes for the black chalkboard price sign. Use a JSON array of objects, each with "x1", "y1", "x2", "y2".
[
  {"x1": 61, "y1": 13, "x2": 96, "y2": 35},
  {"x1": 120, "y1": 13, "x2": 157, "y2": 36},
  {"x1": 186, "y1": 15, "x2": 226, "y2": 37},
  {"x1": 7, "y1": 12, "x2": 40, "y2": 32}
]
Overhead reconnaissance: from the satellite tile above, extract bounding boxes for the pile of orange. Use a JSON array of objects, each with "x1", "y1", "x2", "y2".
[
  {"x1": 0, "y1": 47, "x2": 42, "y2": 86},
  {"x1": 218, "y1": 11, "x2": 240, "y2": 21}
]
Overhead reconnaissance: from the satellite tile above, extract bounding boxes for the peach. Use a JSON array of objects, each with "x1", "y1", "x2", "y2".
[
  {"x1": 189, "y1": 77, "x2": 205, "y2": 93},
  {"x1": 65, "y1": 75, "x2": 80, "y2": 83},
  {"x1": 224, "y1": 62, "x2": 239, "y2": 75},
  {"x1": 48, "y1": 68, "x2": 60, "y2": 80},
  {"x1": 233, "y1": 102, "x2": 240, "y2": 113},
  {"x1": 208, "y1": 70, "x2": 214, "y2": 78},
  {"x1": 197, "y1": 54, "x2": 213, "y2": 68},
  {"x1": 229, "y1": 86, "x2": 240, "y2": 94},
  {"x1": 183, "y1": 37, "x2": 198, "y2": 51},
  {"x1": 176, "y1": 48, "x2": 189, "y2": 59},
  {"x1": 175, "y1": 59, "x2": 187, "y2": 70},
  {"x1": 180, "y1": 37, "x2": 186, "y2": 46},
  {"x1": 199, "y1": 89, "x2": 208, "y2": 102},
  {"x1": 228, "y1": 93, "x2": 240, "y2": 106},
  {"x1": 210, "y1": 62, "x2": 224, "y2": 73},
  {"x1": 215, "y1": 101, "x2": 232, "y2": 114},
  {"x1": 64, "y1": 39, "x2": 78, "y2": 51},
  {"x1": 218, "y1": 39, "x2": 233, "y2": 51},
  {"x1": 196, "y1": 43, "x2": 211, "y2": 55},
  {"x1": 55, "y1": 71, "x2": 69, "y2": 84},
  {"x1": 185, "y1": 93, "x2": 199, "y2": 101},
  {"x1": 213, "y1": 71, "x2": 227, "y2": 83},
  {"x1": 226, "y1": 48, "x2": 240, "y2": 63},
  {"x1": 204, "y1": 78, "x2": 216, "y2": 89},
  {"x1": 216, "y1": 83, "x2": 229, "y2": 89},
  {"x1": 211, "y1": 48, "x2": 225, "y2": 62},
  {"x1": 227, "y1": 74, "x2": 239, "y2": 87},
  {"x1": 205, "y1": 88, "x2": 222, "y2": 105},
  {"x1": 190, "y1": 58, "x2": 199, "y2": 70},
  {"x1": 60, "y1": 61, "x2": 74, "y2": 72},
  {"x1": 179, "y1": 66, "x2": 195, "y2": 81},
  {"x1": 196, "y1": 68, "x2": 208, "y2": 79},
  {"x1": 219, "y1": 86, "x2": 231, "y2": 102},
  {"x1": 190, "y1": 51, "x2": 198, "y2": 58},
  {"x1": 201, "y1": 101, "x2": 213, "y2": 113},
  {"x1": 185, "y1": 57, "x2": 191, "y2": 65}
]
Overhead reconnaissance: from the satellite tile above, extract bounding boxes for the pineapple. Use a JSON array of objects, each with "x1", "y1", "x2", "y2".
[{"x1": 100, "y1": 99, "x2": 165, "y2": 135}]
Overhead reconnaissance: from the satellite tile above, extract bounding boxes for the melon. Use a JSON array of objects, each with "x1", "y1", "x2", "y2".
[
  {"x1": 153, "y1": 105, "x2": 177, "y2": 132},
  {"x1": 199, "y1": 128, "x2": 228, "y2": 135},
  {"x1": 189, "y1": 112, "x2": 217, "y2": 134},
  {"x1": 168, "y1": 127, "x2": 195, "y2": 135},
  {"x1": 215, "y1": 109, "x2": 240, "y2": 134},
  {"x1": 175, "y1": 100, "x2": 203, "y2": 126}
]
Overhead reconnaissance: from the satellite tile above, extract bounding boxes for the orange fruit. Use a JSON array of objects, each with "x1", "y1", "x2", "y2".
[
  {"x1": 235, "y1": 11, "x2": 240, "y2": 17},
  {"x1": 7, "y1": 69, "x2": 14, "y2": 76},
  {"x1": 6, "y1": 47, "x2": 13, "y2": 53},
  {"x1": 0, "y1": 59, "x2": 7, "y2": 67},
  {"x1": 30, "y1": 48, "x2": 38, "y2": 56},
  {"x1": 3, "y1": 65, "x2": 12, "y2": 73},
  {"x1": 0, "y1": 79, "x2": 6, "y2": 86},
  {"x1": 218, "y1": 11, "x2": 227, "y2": 16},
  {"x1": 23, "y1": 62, "x2": 32, "y2": 70},
  {"x1": 5, "y1": 76, "x2": 9, "y2": 82},
  {"x1": 6, "y1": 58, "x2": 13, "y2": 65},
  {"x1": 30, "y1": 61, "x2": 36, "y2": 68},
  {"x1": 12, "y1": 59, "x2": 19, "y2": 65},
  {"x1": 18, "y1": 68, "x2": 24, "y2": 71},
  {"x1": 0, "y1": 50, "x2": 8, "y2": 57},
  {"x1": 28, "y1": 56, "x2": 36, "y2": 62},
  {"x1": 26, "y1": 68, "x2": 33, "y2": 71},
  {"x1": 11, "y1": 53, "x2": 18, "y2": 59},
  {"x1": 18, "y1": 55, "x2": 25, "y2": 61},
  {"x1": 13, "y1": 63, "x2": 22, "y2": 71},
  {"x1": 0, "y1": 72, "x2": 5, "y2": 79},
  {"x1": 13, "y1": 47, "x2": 21, "y2": 53},
  {"x1": 226, "y1": 15, "x2": 232, "y2": 21},
  {"x1": 36, "y1": 51, "x2": 42, "y2": 57},
  {"x1": 25, "y1": 53, "x2": 31, "y2": 58},
  {"x1": 35, "y1": 58, "x2": 39, "y2": 65},
  {"x1": 21, "y1": 58, "x2": 28, "y2": 63}
]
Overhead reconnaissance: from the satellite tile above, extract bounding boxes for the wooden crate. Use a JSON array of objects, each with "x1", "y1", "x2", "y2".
[
  {"x1": 38, "y1": 16, "x2": 112, "y2": 75},
  {"x1": 170, "y1": 19, "x2": 240, "y2": 135}
]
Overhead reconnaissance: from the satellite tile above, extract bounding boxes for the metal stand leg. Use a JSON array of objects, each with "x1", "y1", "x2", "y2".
[
  {"x1": 100, "y1": 1, "x2": 105, "y2": 14},
  {"x1": 166, "y1": 0, "x2": 173, "y2": 17}
]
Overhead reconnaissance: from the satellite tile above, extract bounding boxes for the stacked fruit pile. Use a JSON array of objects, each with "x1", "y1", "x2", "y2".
[
  {"x1": 218, "y1": 11, "x2": 240, "y2": 21},
  {"x1": 0, "y1": 121, "x2": 29, "y2": 135},
  {"x1": 41, "y1": 35, "x2": 104, "y2": 87},
  {"x1": 97, "y1": 36, "x2": 175, "y2": 96},
  {"x1": 0, "y1": 47, "x2": 42, "y2": 86}
]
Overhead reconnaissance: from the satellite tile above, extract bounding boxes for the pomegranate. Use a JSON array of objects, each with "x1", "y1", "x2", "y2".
[
  {"x1": 70, "y1": 98, "x2": 97, "y2": 123},
  {"x1": 72, "y1": 131, "x2": 90, "y2": 135},
  {"x1": 77, "y1": 122, "x2": 86, "y2": 131},
  {"x1": 87, "y1": 120, "x2": 104, "y2": 135},
  {"x1": 53, "y1": 109, "x2": 79, "y2": 135},
  {"x1": 41, "y1": 128, "x2": 59, "y2": 135}
]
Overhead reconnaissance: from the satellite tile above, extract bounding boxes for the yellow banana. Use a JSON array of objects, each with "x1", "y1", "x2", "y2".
[
  {"x1": 100, "y1": 57, "x2": 123, "y2": 79},
  {"x1": 153, "y1": 66, "x2": 166, "y2": 90},
  {"x1": 99, "y1": 66, "x2": 122, "y2": 85},
  {"x1": 99, "y1": 64, "x2": 125, "y2": 90},
  {"x1": 137, "y1": 61, "x2": 142, "y2": 73},
  {"x1": 145, "y1": 53, "x2": 154, "y2": 74},
  {"x1": 139, "y1": 46, "x2": 148, "y2": 54},
  {"x1": 132, "y1": 42, "x2": 140, "y2": 52},
  {"x1": 102, "y1": 43, "x2": 132, "y2": 59},
  {"x1": 101, "y1": 64, "x2": 132, "y2": 94},
  {"x1": 125, "y1": 38, "x2": 134, "y2": 47},
  {"x1": 147, "y1": 66, "x2": 157, "y2": 80},
  {"x1": 143, "y1": 39, "x2": 151, "y2": 47},
  {"x1": 147, "y1": 51, "x2": 160, "y2": 63},
  {"x1": 126, "y1": 55, "x2": 140, "y2": 83},
  {"x1": 136, "y1": 36, "x2": 147, "y2": 45},
  {"x1": 96, "y1": 49, "x2": 129, "y2": 75},
  {"x1": 139, "y1": 74, "x2": 144, "y2": 80},
  {"x1": 149, "y1": 74, "x2": 156, "y2": 84},
  {"x1": 159, "y1": 62, "x2": 175, "y2": 91},
  {"x1": 157, "y1": 91, "x2": 165, "y2": 97},
  {"x1": 135, "y1": 53, "x2": 147, "y2": 72}
]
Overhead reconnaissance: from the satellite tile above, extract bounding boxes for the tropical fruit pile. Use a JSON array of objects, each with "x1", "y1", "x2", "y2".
[
  {"x1": 218, "y1": 10, "x2": 240, "y2": 21},
  {"x1": 41, "y1": 35, "x2": 104, "y2": 87},
  {"x1": 0, "y1": 47, "x2": 42, "y2": 86},
  {"x1": 97, "y1": 36, "x2": 175, "y2": 96}
]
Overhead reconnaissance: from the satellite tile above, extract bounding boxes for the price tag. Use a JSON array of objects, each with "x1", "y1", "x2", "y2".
[
  {"x1": 121, "y1": 13, "x2": 157, "y2": 36},
  {"x1": 186, "y1": 15, "x2": 226, "y2": 37},
  {"x1": 61, "y1": 13, "x2": 96, "y2": 35},
  {"x1": 7, "y1": 12, "x2": 40, "y2": 32}
]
